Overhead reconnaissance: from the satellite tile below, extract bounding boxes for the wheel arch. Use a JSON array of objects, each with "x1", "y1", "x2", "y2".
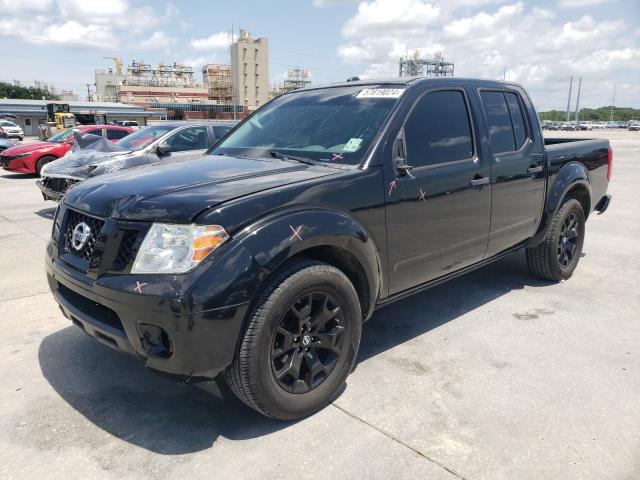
[
  {"x1": 528, "y1": 162, "x2": 592, "y2": 247},
  {"x1": 236, "y1": 208, "x2": 382, "y2": 322}
]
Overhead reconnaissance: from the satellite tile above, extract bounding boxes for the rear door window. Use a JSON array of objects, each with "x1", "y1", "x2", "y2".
[
  {"x1": 480, "y1": 91, "x2": 515, "y2": 154},
  {"x1": 505, "y1": 92, "x2": 528, "y2": 149},
  {"x1": 166, "y1": 127, "x2": 209, "y2": 152},
  {"x1": 403, "y1": 90, "x2": 474, "y2": 168}
]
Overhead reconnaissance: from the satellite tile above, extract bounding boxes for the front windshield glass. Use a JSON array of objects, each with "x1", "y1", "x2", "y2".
[
  {"x1": 213, "y1": 85, "x2": 405, "y2": 166},
  {"x1": 115, "y1": 125, "x2": 174, "y2": 151},
  {"x1": 46, "y1": 128, "x2": 75, "y2": 143},
  {"x1": 0, "y1": 120, "x2": 16, "y2": 127}
]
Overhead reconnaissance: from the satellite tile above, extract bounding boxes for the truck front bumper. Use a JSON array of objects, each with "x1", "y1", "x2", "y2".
[{"x1": 46, "y1": 255, "x2": 249, "y2": 383}]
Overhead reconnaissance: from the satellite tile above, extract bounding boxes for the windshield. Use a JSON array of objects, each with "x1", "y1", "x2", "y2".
[
  {"x1": 0, "y1": 120, "x2": 17, "y2": 127},
  {"x1": 115, "y1": 125, "x2": 174, "y2": 151},
  {"x1": 46, "y1": 128, "x2": 75, "y2": 143},
  {"x1": 213, "y1": 85, "x2": 405, "y2": 166}
]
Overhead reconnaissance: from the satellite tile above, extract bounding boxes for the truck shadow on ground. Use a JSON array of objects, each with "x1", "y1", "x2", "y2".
[{"x1": 38, "y1": 250, "x2": 552, "y2": 455}]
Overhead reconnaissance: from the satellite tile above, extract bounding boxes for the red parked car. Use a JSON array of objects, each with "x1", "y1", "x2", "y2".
[{"x1": 0, "y1": 125, "x2": 135, "y2": 175}]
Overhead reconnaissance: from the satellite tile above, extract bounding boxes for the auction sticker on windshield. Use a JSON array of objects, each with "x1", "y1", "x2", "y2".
[
  {"x1": 343, "y1": 138, "x2": 363, "y2": 152},
  {"x1": 356, "y1": 88, "x2": 405, "y2": 99}
]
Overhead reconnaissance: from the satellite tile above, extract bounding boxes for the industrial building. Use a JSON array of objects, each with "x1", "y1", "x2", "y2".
[
  {"x1": 399, "y1": 51, "x2": 454, "y2": 77},
  {"x1": 272, "y1": 67, "x2": 311, "y2": 97},
  {"x1": 0, "y1": 99, "x2": 153, "y2": 136},
  {"x1": 94, "y1": 58, "x2": 242, "y2": 119},
  {"x1": 230, "y1": 29, "x2": 269, "y2": 110},
  {"x1": 202, "y1": 64, "x2": 232, "y2": 104}
]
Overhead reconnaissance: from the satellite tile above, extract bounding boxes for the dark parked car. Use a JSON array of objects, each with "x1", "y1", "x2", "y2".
[
  {"x1": 37, "y1": 121, "x2": 237, "y2": 201},
  {"x1": 0, "y1": 138, "x2": 18, "y2": 153},
  {"x1": 46, "y1": 78, "x2": 611, "y2": 419}
]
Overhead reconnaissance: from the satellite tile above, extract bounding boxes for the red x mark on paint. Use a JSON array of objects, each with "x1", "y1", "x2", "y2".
[
  {"x1": 331, "y1": 153, "x2": 344, "y2": 161},
  {"x1": 133, "y1": 281, "x2": 147, "y2": 294},
  {"x1": 289, "y1": 225, "x2": 303, "y2": 241},
  {"x1": 388, "y1": 180, "x2": 397, "y2": 196},
  {"x1": 419, "y1": 188, "x2": 427, "y2": 202}
]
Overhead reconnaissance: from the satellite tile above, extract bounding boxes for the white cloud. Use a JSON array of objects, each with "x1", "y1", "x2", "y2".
[
  {"x1": 190, "y1": 32, "x2": 231, "y2": 50},
  {"x1": 334, "y1": 0, "x2": 639, "y2": 109},
  {"x1": 557, "y1": 0, "x2": 616, "y2": 7},
  {"x1": 138, "y1": 31, "x2": 177, "y2": 50},
  {"x1": 342, "y1": 0, "x2": 440, "y2": 38},
  {"x1": 40, "y1": 21, "x2": 114, "y2": 48},
  {"x1": 0, "y1": 0, "x2": 53, "y2": 14}
]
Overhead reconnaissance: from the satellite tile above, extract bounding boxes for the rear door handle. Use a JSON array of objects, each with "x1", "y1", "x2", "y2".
[
  {"x1": 527, "y1": 165, "x2": 543, "y2": 174},
  {"x1": 470, "y1": 176, "x2": 490, "y2": 187}
]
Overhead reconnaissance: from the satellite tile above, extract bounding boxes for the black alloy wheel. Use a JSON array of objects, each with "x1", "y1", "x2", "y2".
[
  {"x1": 557, "y1": 212, "x2": 579, "y2": 268},
  {"x1": 271, "y1": 292, "x2": 345, "y2": 394}
]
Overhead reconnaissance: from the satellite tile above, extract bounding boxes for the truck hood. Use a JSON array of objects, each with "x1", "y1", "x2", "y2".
[{"x1": 63, "y1": 154, "x2": 338, "y2": 222}]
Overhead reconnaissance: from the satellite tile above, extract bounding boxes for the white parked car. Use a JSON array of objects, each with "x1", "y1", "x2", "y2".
[
  {"x1": 119, "y1": 121, "x2": 140, "y2": 130},
  {"x1": 0, "y1": 120, "x2": 24, "y2": 140}
]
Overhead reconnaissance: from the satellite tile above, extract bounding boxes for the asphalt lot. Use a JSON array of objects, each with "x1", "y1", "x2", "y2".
[{"x1": 0, "y1": 130, "x2": 638, "y2": 479}]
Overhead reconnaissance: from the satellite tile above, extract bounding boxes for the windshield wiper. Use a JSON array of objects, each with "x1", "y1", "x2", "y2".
[{"x1": 269, "y1": 151, "x2": 316, "y2": 165}]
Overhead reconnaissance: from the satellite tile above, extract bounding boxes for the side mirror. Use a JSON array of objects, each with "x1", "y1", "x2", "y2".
[
  {"x1": 156, "y1": 143, "x2": 171, "y2": 156},
  {"x1": 392, "y1": 129, "x2": 413, "y2": 176}
]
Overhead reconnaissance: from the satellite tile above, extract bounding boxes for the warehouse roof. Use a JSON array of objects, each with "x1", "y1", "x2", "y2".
[{"x1": 0, "y1": 99, "x2": 151, "y2": 117}]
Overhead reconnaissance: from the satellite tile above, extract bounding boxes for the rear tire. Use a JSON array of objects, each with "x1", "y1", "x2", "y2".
[
  {"x1": 226, "y1": 259, "x2": 361, "y2": 420},
  {"x1": 526, "y1": 198, "x2": 585, "y2": 281},
  {"x1": 35, "y1": 155, "x2": 56, "y2": 177}
]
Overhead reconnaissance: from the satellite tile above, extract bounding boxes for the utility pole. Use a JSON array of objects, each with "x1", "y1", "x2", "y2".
[
  {"x1": 229, "y1": 23, "x2": 236, "y2": 121},
  {"x1": 609, "y1": 83, "x2": 616, "y2": 122},
  {"x1": 566, "y1": 76, "x2": 573, "y2": 122},
  {"x1": 574, "y1": 77, "x2": 582, "y2": 123}
]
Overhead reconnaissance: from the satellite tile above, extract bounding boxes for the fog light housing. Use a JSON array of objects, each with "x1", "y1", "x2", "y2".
[{"x1": 139, "y1": 324, "x2": 173, "y2": 359}]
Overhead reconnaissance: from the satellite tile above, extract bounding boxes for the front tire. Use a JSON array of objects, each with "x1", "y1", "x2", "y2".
[
  {"x1": 35, "y1": 155, "x2": 56, "y2": 176},
  {"x1": 226, "y1": 259, "x2": 362, "y2": 420},
  {"x1": 526, "y1": 198, "x2": 585, "y2": 281}
]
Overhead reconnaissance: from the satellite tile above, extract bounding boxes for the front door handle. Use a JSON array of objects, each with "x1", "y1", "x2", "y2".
[
  {"x1": 470, "y1": 176, "x2": 490, "y2": 187},
  {"x1": 527, "y1": 165, "x2": 543, "y2": 174}
]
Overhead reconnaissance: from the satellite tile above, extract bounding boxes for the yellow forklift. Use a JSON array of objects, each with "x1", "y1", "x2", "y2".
[{"x1": 38, "y1": 102, "x2": 76, "y2": 139}]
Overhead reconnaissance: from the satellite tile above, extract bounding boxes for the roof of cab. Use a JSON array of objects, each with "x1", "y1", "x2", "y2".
[{"x1": 294, "y1": 76, "x2": 524, "y2": 93}]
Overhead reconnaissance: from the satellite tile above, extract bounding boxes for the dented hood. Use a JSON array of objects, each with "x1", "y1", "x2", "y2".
[
  {"x1": 42, "y1": 139, "x2": 131, "y2": 179},
  {"x1": 63, "y1": 154, "x2": 338, "y2": 222}
]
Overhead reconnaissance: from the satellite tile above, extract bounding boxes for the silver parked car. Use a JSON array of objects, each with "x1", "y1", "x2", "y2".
[{"x1": 37, "y1": 120, "x2": 237, "y2": 201}]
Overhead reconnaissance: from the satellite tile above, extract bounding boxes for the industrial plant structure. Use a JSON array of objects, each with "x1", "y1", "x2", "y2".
[
  {"x1": 272, "y1": 67, "x2": 311, "y2": 97},
  {"x1": 202, "y1": 64, "x2": 232, "y2": 104},
  {"x1": 399, "y1": 51, "x2": 454, "y2": 78}
]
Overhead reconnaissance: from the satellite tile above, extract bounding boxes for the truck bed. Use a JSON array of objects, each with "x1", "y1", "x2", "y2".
[{"x1": 544, "y1": 137, "x2": 610, "y2": 214}]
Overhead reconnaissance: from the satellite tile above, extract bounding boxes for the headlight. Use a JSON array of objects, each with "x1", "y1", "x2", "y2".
[
  {"x1": 131, "y1": 223, "x2": 229, "y2": 274},
  {"x1": 13, "y1": 152, "x2": 30, "y2": 159}
]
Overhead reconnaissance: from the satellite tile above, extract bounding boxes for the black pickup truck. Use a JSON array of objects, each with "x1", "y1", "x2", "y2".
[{"x1": 45, "y1": 78, "x2": 612, "y2": 419}]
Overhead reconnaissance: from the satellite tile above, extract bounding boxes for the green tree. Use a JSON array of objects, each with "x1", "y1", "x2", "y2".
[
  {"x1": 539, "y1": 106, "x2": 640, "y2": 122},
  {"x1": 0, "y1": 82, "x2": 60, "y2": 100}
]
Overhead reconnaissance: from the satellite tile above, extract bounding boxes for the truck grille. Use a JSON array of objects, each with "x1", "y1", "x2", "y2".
[
  {"x1": 63, "y1": 209, "x2": 105, "y2": 261},
  {"x1": 111, "y1": 229, "x2": 140, "y2": 271}
]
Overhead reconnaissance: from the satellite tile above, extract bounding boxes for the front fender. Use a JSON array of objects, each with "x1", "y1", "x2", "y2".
[
  {"x1": 240, "y1": 208, "x2": 381, "y2": 312},
  {"x1": 529, "y1": 162, "x2": 591, "y2": 246},
  {"x1": 186, "y1": 207, "x2": 382, "y2": 370}
]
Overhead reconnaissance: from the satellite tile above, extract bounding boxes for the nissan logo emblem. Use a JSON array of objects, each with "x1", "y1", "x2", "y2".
[{"x1": 71, "y1": 222, "x2": 91, "y2": 251}]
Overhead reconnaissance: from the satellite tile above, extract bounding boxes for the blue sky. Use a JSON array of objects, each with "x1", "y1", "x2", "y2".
[{"x1": 0, "y1": 0, "x2": 638, "y2": 110}]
